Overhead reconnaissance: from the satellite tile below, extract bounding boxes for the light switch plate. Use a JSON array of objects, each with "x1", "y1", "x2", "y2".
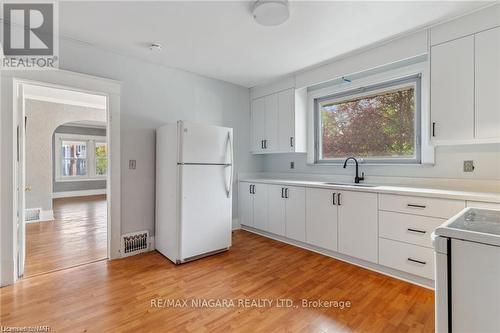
[
  {"x1": 463, "y1": 160, "x2": 474, "y2": 172},
  {"x1": 129, "y1": 160, "x2": 136, "y2": 170}
]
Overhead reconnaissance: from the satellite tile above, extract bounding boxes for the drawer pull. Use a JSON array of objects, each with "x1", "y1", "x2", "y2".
[
  {"x1": 407, "y1": 258, "x2": 426, "y2": 265},
  {"x1": 407, "y1": 228, "x2": 426, "y2": 234},
  {"x1": 407, "y1": 203, "x2": 426, "y2": 209}
]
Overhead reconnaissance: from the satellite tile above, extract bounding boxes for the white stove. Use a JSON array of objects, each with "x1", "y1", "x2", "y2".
[{"x1": 433, "y1": 208, "x2": 500, "y2": 333}]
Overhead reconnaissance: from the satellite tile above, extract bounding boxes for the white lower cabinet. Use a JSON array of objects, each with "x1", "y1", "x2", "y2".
[
  {"x1": 253, "y1": 184, "x2": 269, "y2": 231},
  {"x1": 379, "y1": 238, "x2": 435, "y2": 280},
  {"x1": 239, "y1": 180, "x2": 477, "y2": 284},
  {"x1": 238, "y1": 182, "x2": 254, "y2": 228},
  {"x1": 306, "y1": 188, "x2": 338, "y2": 251},
  {"x1": 338, "y1": 191, "x2": 378, "y2": 263},
  {"x1": 238, "y1": 182, "x2": 268, "y2": 231},
  {"x1": 284, "y1": 186, "x2": 306, "y2": 242},
  {"x1": 267, "y1": 185, "x2": 306, "y2": 241},
  {"x1": 268, "y1": 185, "x2": 286, "y2": 236}
]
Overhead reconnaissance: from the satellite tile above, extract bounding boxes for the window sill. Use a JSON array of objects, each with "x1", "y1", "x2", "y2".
[
  {"x1": 56, "y1": 177, "x2": 106, "y2": 183},
  {"x1": 307, "y1": 162, "x2": 434, "y2": 167}
]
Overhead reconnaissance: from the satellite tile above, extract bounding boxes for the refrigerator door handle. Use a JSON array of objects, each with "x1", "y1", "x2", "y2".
[{"x1": 224, "y1": 131, "x2": 233, "y2": 198}]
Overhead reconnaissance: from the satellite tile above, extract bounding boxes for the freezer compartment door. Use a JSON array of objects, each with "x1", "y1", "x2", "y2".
[
  {"x1": 179, "y1": 164, "x2": 232, "y2": 260},
  {"x1": 179, "y1": 121, "x2": 233, "y2": 165}
]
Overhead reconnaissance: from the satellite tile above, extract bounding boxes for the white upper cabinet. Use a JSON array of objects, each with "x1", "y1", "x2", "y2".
[
  {"x1": 431, "y1": 35, "x2": 475, "y2": 142},
  {"x1": 251, "y1": 97, "x2": 266, "y2": 152},
  {"x1": 430, "y1": 25, "x2": 500, "y2": 144},
  {"x1": 475, "y1": 27, "x2": 500, "y2": 139},
  {"x1": 264, "y1": 94, "x2": 279, "y2": 151},
  {"x1": 250, "y1": 88, "x2": 306, "y2": 154}
]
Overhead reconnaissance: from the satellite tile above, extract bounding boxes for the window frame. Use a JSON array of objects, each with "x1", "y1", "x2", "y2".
[
  {"x1": 55, "y1": 133, "x2": 107, "y2": 182},
  {"x1": 313, "y1": 74, "x2": 422, "y2": 165}
]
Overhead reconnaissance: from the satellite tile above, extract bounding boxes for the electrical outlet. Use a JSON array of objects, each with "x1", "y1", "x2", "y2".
[
  {"x1": 463, "y1": 160, "x2": 475, "y2": 172},
  {"x1": 129, "y1": 160, "x2": 136, "y2": 170},
  {"x1": 290, "y1": 161, "x2": 295, "y2": 169}
]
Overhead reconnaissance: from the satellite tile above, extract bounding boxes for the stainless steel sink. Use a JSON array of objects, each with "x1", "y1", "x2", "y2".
[{"x1": 322, "y1": 182, "x2": 378, "y2": 188}]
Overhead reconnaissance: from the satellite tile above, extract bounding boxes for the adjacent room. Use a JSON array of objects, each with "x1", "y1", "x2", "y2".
[
  {"x1": 22, "y1": 84, "x2": 108, "y2": 277},
  {"x1": 1, "y1": 1, "x2": 499, "y2": 333}
]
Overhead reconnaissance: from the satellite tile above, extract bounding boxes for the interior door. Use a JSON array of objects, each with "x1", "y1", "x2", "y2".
[
  {"x1": 268, "y1": 185, "x2": 286, "y2": 236},
  {"x1": 180, "y1": 164, "x2": 232, "y2": 259},
  {"x1": 17, "y1": 84, "x2": 26, "y2": 277},
  {"x1": 179, "y1": 121, "x2": 232, "y2": 164}
]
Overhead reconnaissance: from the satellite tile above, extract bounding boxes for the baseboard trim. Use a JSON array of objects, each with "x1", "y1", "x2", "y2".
[
  {"x1": 26, "y1": 210, "x2": 54, "y2": 223},
  {"x1": 232, "y1": 218, "x2": 240, "y2": 231},
  {"x1": 53, "y1": 189, "x2": 106, "y2": 199},
  {"x1": 241, "y1": 225, "x2": 434, "y2": 289}
]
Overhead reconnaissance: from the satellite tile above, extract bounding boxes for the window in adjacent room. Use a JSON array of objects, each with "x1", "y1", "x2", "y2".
[
  {"x1": 314, "y1": 75, "x2": 421, "y2": 164},
  {"x1": 55, "y1": 134, "x2": 107, "y2": 180}
]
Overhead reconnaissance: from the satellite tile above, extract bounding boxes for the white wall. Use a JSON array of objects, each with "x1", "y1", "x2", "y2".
[
  {"x1": 262, "y1": 143, "x2": 500, "y2": 181},
  {"x1": 58, "y1": 38, "x2": 262, "y2": 235}
]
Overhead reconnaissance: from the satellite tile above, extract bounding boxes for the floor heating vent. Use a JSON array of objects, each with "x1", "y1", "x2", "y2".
[
  {"x1": 25, "y1": 208, "x2": 41, "y2": 222},
  {"x1": 121, "y1": 230, "x2": 149, "y2": 257}
]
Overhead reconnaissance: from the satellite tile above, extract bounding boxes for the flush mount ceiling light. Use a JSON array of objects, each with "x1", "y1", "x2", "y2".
[
  {"x1": 149, "y1": 43, "x2": 162, "y2": 52},
  {"x1": 252, "y1": 0, "x2": 290, "y2": 26}
]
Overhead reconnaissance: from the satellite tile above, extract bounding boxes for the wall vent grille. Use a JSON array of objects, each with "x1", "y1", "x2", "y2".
[
  {"x1": 25, "y1": 208, "x2": 41, "y2": 222},
  {"x1": 121, "y1": 230, "x2": 149, "y2": 257}
]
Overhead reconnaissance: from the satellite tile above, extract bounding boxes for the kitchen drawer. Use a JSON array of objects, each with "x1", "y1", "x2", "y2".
[
  {"x1": 379, "y1": 211, "x2": 444, "y2": 248},
  {"x1": 379, "y1": 194, "x2": 465, "y2": 219},
  {"x1": 379, "y1": 238, "x2": 435, "y2": 280}
]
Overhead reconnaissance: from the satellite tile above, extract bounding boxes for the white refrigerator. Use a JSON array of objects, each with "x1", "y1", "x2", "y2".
[{"x1": 155, "y1": 121, "x2": 233, "y2": 264}]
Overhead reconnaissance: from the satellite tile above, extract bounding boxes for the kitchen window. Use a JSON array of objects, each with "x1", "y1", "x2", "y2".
[
  {"x1": 314, "y1": 75, "x2": 421, "y2": 164},
  {"x1": 55, "y1": 134, "x2": 107, "y2": 181}
]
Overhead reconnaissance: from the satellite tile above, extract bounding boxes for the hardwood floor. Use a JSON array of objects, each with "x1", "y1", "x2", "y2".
[
  {"x1": 24, "y1": 195, "x2": 107, "y2": 277},
  {"x1": 1, "y1": 230, "x2": 434, "y2": 332}
]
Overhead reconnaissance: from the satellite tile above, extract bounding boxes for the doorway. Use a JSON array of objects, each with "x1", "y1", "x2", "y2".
[{"x1": 17, "y1": 82, "x2": 110, "y2": 277}]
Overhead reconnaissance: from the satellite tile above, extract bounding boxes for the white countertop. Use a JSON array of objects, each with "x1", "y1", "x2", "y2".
[{"x1": 239, "y1": 177, "x2": 500, "y2": 203}]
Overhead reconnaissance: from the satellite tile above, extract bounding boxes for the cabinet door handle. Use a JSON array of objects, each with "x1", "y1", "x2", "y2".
[
  {"x1": 290, "y1": 137, "x2": 294, "y2": 147},
  {"x1": 332, "y1": 192, "x2": 336, "y2": 205},
  {"x1": 249, "y1": 185, "x2": 252, "y2": 194},
  {"x1": 407, "y1": 203, "x2": 426, "y2": 209},
  {"x1": 285, "y1": 188, "x2": 289, "y2": 199},
  {"x1": 252, "y1": 185, "x2": 256, "y2": 194},
  {"x1": 264, "y1": 140, "x2": 268, "y2": 149},
  {"x1": 407, "y1": 258, "x2": 426, "y2": 265},
  {"x1": 407, "y1": 228, "x2": 426, "y2": 234},
  {"x1": 281, "y1": 187, "x2": 284, "y2": 198},
  {"x1": 261, "y1": 140, "x2": 264, "y2": 149},
  {"x1": 432, "y1": 122, "x2": 436, "y2": 137},
  {"x1": 337, "y1": 193, "x2": 341, "y2": 206}
]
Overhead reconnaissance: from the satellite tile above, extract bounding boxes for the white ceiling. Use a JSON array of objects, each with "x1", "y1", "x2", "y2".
[{"x1": 59, "y1": 1, "x2": 491, "y2": 88}]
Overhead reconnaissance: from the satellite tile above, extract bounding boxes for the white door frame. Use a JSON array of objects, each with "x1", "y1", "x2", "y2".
[{"x1": 0, "y1": 69, "x2": 121, "y2": 286}]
